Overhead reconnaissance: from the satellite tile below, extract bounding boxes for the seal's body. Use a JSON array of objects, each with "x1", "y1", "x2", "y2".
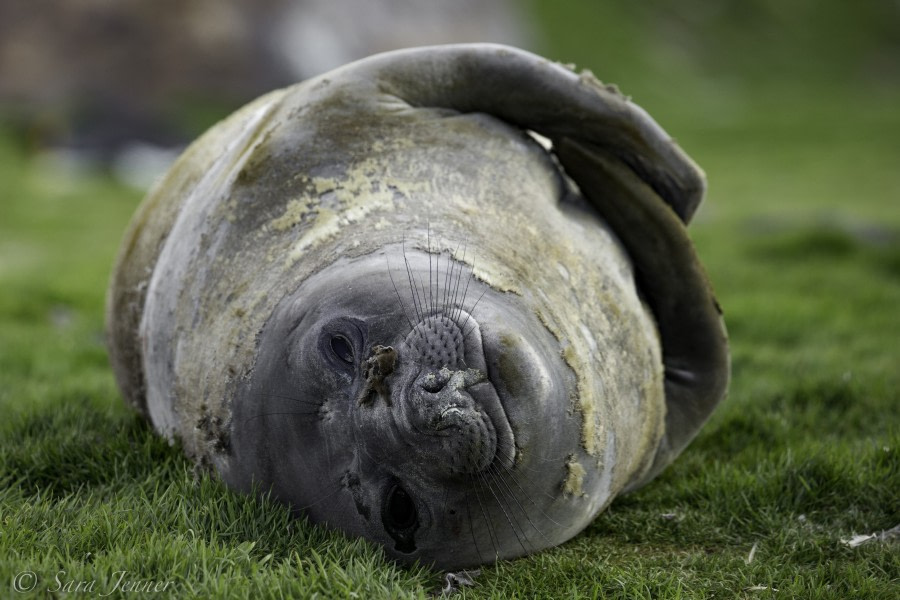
[{"x1": 106, "y1": 44, "x2": 728, "y2": 569}]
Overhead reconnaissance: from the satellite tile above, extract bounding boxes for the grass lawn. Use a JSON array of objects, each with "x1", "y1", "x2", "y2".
[{"x1": 2, "y1": 8, "x2": 899, "y2": 599}]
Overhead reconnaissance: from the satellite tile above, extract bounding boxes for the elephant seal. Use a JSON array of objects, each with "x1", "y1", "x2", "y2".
[{"x1": 106, "y1": 44, "x2": 728, "y2": 569}]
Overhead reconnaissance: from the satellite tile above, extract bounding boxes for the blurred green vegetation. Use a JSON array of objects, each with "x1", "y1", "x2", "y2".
[
  {"x1": 1, "y1": 2, "x2": 898, "y2": 598},
  {"x1": 531, "y1": 0, "x2": 899, "y2": 90}
]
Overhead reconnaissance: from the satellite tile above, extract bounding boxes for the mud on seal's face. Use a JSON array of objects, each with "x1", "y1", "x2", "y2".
[{"x1": 226, "y1": 247, "x2": 585, "y2": 569}]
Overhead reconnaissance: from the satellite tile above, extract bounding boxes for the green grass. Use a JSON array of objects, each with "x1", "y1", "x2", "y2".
[{"x1": 2, "y1": 6, "x2": 899, "y2": 597}]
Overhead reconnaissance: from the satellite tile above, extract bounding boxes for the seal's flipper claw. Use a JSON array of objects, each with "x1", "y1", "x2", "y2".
[
  {"x1": 347, "y1": 43, "x2": 705, "y2": 223},
  {"x1": 555, "y1": 138, "x2": 730, "y2": 487}
]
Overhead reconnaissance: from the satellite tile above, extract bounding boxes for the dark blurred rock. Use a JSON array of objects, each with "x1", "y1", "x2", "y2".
[
  {"x1": 0, "y1": 0, "x2": 533, "y2": 158},
  {"x1": 0, "y1": 0, "x2": 293, "y2": 154}
]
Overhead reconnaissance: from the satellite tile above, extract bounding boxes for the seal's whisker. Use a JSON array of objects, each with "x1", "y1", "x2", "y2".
[
  {"x1": 492, "y1": 469, "x2": 541, "y2": 551},
  {"x1": 297, "y1": 482, "x2": 343, "y2": 511},
  {"x1": 502, "y1": 446, "x2": 570, "y2": 480},
  {"x1": 489, "y1": 434, "x2": 517, "y2": 467},
  {"x1": 448, "y1": 239, "x2": 468, "y2": 323},
  {"x1": 412, "y1": 234, "x2": 428, "y2": 320},
  {"x1": 449, "y1": 263, "x2": 463, "y2": 320},
  {"x1": 258, "y1": 393, "x2": 322, "y2": 407},
  {"x1": 488, "y1": 462, "x2": 559, "y2": 535},
  {"x1": 434, "y1": 232, "x2": 443, "y2": 319},
  {"x1": 490, "y1": 470, "x2": 551, "y2": 539},
  {"x1": 460, "y1": 286, "x2": 489, "y2": 338},
  {"x1": 474, "y1": 442, "x2": 541, "y2": 546},
  {"x1": 416, "y1": 271, "x2": 430, "y2": 315},
  {"x1": 241, "y1": 411, "x2": 320, "y2": 426},
  {"x1": 446, "y1": 245, "x2": 463, "y2": 323},
  {"x1": 401, "y1": 237, "x2": 421, "y2": 323},
  {"x1": 434, "y1": 228, "x2": 439, "y2": 313},
  {"x1": 453, "y1": 268, "x2": 467, "y2": 324},
  {"x1": 386, "y1": 256, "x2": 416, "y2": 332},
  {"x1": 470, "y1": 473, "x2": 501, "y2": 562},
  {"x1": 402, "y1": 236, "x2": 424, "y2": 323},
  {"x1": 464, "y1": 491, "x2": 487, "y2": 566},
  {"x1": 461, "y1": 321, "x2": 481, "y2": 343},
  {"x1": 440, "y1": 245, "x2": 450, "y2": 315},
  {"x1": 472, "y1": 438, "x2": 559, "y2": 537},
  {"x1": 489, "y1": 437, "x2": 567, "y2": 508},
  {"x1": 479, "y1": 468, "x2": 531, "y2": 556},
  {"x1": 409, "y1": 234, "x2": 432, "y2": 316},
  {"x1": 455, "y1": 254, "x2": 475, "y2": 324},
  {"x1": 442, "y1": 241, "x2": 461, "y2": 317},
  {"x1": 427, "y1": 222, "x2": 434, "y2": 316}
]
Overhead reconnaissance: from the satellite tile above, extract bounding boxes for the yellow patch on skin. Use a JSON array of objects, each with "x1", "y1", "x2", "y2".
[
  {"x1": 449, "y1": 245, "x2": 521, "y2": 295},
  {"x1": 281, "y1": 158, "x2": 400, "y2": 266},
  {"x1": 287, "y1": 207, "x2": 340, "y2": 263},
  {"x1": 561, "y1": 343, "x2": 598, "y2": 456},
  {"x1": 563, "y1": 456, "x2": 587, "y2": 497},
  {"x1": 270, "y1": 198, "x2": 316, "y2": 231}
]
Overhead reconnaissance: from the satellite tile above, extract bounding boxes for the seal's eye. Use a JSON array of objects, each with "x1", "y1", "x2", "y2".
[
  {"x1": 330, "y1": 335, "x2": 354, "y2": 364},
  {"x1": 386, "y1": 485, "x2": 417, "y2": 530},
  {"x1": 318, "y1": 317, "x2": 366, "y2": 372},
  {"x1": 382, "y1": 483, "x2": 418, "y2": 553}
]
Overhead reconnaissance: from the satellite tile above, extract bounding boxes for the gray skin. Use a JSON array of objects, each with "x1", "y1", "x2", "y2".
[{"x1": 106, "y1": 44, "x2": 729, "y2": 569}]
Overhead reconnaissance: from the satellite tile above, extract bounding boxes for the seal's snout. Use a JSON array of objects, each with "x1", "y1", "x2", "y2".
[
  {"x1": 410, "y1": 367, "x2": 487, "y2": 428},
  {"x1": 389, "y1": 310, "x2": 515, "y2": 477},
  {"x1": 415, "y1": 367, "x2": 487, "y2": 435},
  {"x1": 411, "y1": 367, "x2": 497, "y2": 474},
  {"x1": 418, "y1": 366, "x2": 485, "y2": 395}
]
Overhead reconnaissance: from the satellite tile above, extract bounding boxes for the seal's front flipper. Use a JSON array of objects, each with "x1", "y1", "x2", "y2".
[
  {"x1": 347, "y1": 43, "x2": 704, "y2": 224},
  {"x1": 556, "y1": 139, "x2": 729, "y2": 488}
]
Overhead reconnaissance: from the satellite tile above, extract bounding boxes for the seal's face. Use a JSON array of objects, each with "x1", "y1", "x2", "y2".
[{"x1": 226, "y1": 248, "x2": 584, "y2": 568}]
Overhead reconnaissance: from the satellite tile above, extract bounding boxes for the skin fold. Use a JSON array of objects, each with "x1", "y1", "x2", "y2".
[{"x1": 106, "y1": 44, "x2": 729, "y2": 569}]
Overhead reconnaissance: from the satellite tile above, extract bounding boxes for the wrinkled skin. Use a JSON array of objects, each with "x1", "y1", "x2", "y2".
[{"x1": 106, "y1": 44, "x2": 729, "y2": 569}]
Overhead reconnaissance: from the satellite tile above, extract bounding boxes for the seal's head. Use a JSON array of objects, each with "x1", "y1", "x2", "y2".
[{"x1": 227, "y1": 249, "x2": 584, "y2": 567}]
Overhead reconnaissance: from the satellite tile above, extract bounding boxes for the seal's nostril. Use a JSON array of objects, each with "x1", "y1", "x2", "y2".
[{"x1": 421, "y1": 373, "x2": 445, "y2": 393}]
